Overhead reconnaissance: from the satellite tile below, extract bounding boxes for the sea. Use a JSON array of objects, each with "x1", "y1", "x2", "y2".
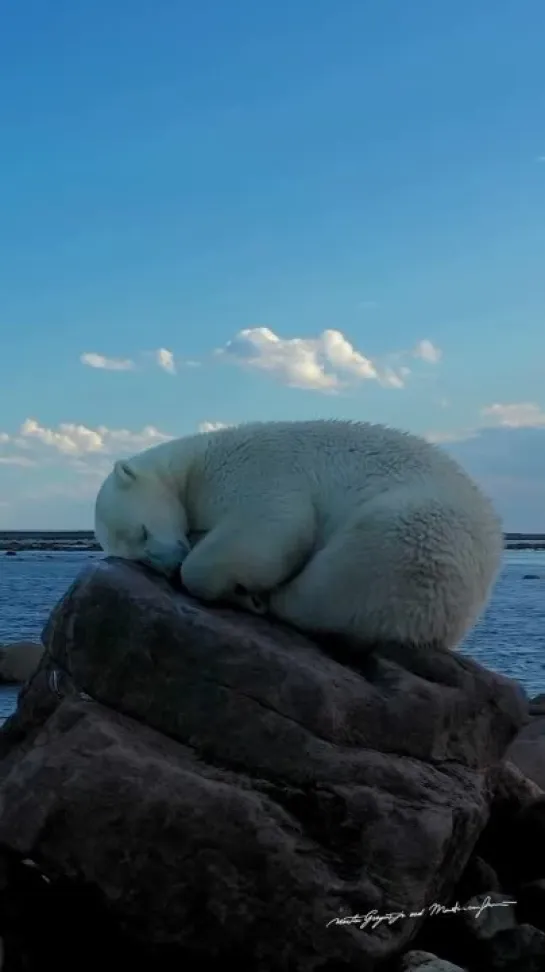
[{"x1": 1, "y1": 548, "x2": 544, "y2": 723}]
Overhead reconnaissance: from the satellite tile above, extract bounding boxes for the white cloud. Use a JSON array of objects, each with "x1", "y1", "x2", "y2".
[
  {"x1": 80, "y1": 352, "x2": 135, "y2": 371},
  {"x1": 197, "y1": 421, "x2": 231, "y2": 433},
  {"x1": 216, "y1": 327, "x2": 410, "y2": 392},
  {"x1": 481, "y1": 402, "x2": 545, "y2": 428},
  {"x1": 218, "y1": 327, "x2": 339, "y2": 390},
  {"x1": 413, "y1": 339, "x2": 442, "y2": 364},
  {"x1": 155, "y1": 348, "x2": 176, "y2": 374},
  {"x1": 17, "y1": 418, "x2": 172, "y2": 456}
]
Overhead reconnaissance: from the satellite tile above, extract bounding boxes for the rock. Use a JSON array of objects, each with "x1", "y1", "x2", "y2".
[
  {"x1": 528, "y1": 693, "x2": 545, "y2": 715},
  {"x1": 510, "y1": 796, "x2": 545, "y2": 883},
  {"x1": 4, "y1": 550, "x2": 16, "y2": 556},
  {"x1": 399, "y1": 952, "x2": 468, "y2": 971},
  {"x1": 487, "y1": 760, "x2": 543, "y2": 808},
  {"x1": 507, "y1": 714, "x2": 545, "y2": 787},
  {"x1": 458, "y1": 891, "x2": 517, "y2": 941},
  {"x1": 0, "y1": 846, "x2": 162, "y2": 969},
  {"x1": 516, "y1": 880, "x2": 545, "y2": 933},
  {"x1": 0, "y1": 641, "x2": 44, "y2": 684},
  {"x1": 0, "y1": 557, "x2": 528, "y2": 969},
  {"x1": 485, "y1": 923, "x2": 545, "y2": 971},
  {"x1": 473, "y1": 762, "x2": 543, "y2": 888},
  {"x1": 408, "y1": 890, "x2": 516, "y2": 969},
  {"x1": 452, "y1": 855, "x2": 501, "y2": 905},
  {"x1": 476, "y1": 786, "x2": 545, "y2": 887}
]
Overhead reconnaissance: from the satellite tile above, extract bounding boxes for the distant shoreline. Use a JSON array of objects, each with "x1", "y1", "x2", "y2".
[
  {"x1": 1, "y1": 531, "x2": 545, "y2": 552},
  {"x1": 1, "y1": 531, "x2": 100, "y2": 552}
]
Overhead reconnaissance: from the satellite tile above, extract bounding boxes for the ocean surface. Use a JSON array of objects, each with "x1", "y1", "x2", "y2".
[{"x1": 1, "y1": 549, "x2": 544, "y2": 722}]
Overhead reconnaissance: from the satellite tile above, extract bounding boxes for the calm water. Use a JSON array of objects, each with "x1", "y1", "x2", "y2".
[{"x1": 1, "y1": 549, "x2": 544, "y2": 721}]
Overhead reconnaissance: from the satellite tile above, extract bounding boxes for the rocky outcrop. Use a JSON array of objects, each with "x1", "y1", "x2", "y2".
[{"x1": 0, "y1": 557, "x2": 530, "y2": 970}]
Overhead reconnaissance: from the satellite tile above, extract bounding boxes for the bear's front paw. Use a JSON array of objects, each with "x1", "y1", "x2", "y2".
[{"x1": 179, "y1": 561, "x2": 226, "y2": 602}]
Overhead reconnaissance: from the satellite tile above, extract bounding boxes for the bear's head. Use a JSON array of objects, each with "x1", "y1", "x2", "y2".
[{"x1": 94, "y1": 459, "x2": 190, "y2": 575}]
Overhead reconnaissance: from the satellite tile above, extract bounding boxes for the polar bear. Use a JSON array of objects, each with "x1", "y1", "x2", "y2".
[{"x1": 94, "y1": 419, "x2": 503, "y2": 653}]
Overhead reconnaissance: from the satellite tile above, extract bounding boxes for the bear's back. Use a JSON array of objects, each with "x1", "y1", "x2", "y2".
[{"x1": 201, "y1": 418, "x2": 474, "y2": 507}]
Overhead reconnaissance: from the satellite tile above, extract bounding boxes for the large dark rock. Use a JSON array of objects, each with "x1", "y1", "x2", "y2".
[{"x1": 0, "y1": 558, "x2": 528, "y2": 970}]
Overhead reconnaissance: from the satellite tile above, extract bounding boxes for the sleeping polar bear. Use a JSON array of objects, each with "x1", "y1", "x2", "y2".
[{"x1": 94, "y1": 419, "x2": 503, "y2": 653}]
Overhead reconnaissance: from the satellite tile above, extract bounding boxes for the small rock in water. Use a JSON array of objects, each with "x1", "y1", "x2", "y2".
[
  {"x1": 0, "y1": 642, "x2": 44, "y2": 684},
  {"x1": 400, "y1": 952, "x2": 468, "y2": 971},
  {"x1": 528, "y1": 692, "x2": 545, "y2": 713}
]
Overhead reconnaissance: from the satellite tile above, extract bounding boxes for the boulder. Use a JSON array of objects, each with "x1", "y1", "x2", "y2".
[
  {"x1": 509, "y1": 796, "x2": 545, "y2": 884},
  {"x1": 516, "y1": 880, "x2": 545, "y2": 933},
  {"x1": 507, "y1": 714, "x2": 545, "y2": 789},
  {"x1": 528, "y1": 693, "x2": 545, "y2": 715},
  {"x1": 0, "y1": 557, "x2": 528, "y2": 970},
  {"x1": 0, "y1": 847, "x2": 151, "y2": 969},
  {"x1": 484, "y1": 923, "x2": 545, "y2": 971},
  {"x1": 468, "y1": 762, "x2": 543, "y2": 889},
  {"x1": 452, "y1": 855, "x2": 501, "y2": 905},
  {"x1": 457, "y1": 891, "x2": 517, "y2": 942},
  {"x1": 0, "y1": 641, "x2": 44, "y2": 684},
  {"x1": 399, "y1": 952, "x2": 467, "y2": 971}
]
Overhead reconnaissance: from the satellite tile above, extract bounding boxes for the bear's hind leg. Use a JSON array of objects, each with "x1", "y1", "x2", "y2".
[{"x1": 267, "y1": 532, "x2": 372, "y2": 647}]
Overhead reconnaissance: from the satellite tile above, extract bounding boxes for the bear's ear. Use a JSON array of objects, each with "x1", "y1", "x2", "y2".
[{"x1": 113, "y1": 460, "x2": 138, "y2": 487}]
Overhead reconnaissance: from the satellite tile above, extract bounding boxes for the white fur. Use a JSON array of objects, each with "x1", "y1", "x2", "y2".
[{"x1": 94, "y1": 419, "x2": 504, "y2": 652}]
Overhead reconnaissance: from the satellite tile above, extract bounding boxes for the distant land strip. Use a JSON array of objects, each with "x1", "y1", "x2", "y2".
[
  {"x1": 1, "y1": 531, "x2": 100, "y2": 552},
  {"x1": 1, "y1": 531, "x2": 545, "y2": 552}
]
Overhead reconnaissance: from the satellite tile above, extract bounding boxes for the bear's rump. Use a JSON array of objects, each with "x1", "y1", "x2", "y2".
[{"x1": 268, "y1": 489, "x2": 501, "y2": 650}]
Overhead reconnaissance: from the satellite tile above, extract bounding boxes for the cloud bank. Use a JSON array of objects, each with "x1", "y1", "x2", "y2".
[{"x1": 79, "y1": 329, "x2": 442, "y2": 394}]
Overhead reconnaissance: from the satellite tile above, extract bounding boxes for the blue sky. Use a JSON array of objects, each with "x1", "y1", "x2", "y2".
[{"x1": 1, "y1": 0, "x2": 545, "y2": 529}]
